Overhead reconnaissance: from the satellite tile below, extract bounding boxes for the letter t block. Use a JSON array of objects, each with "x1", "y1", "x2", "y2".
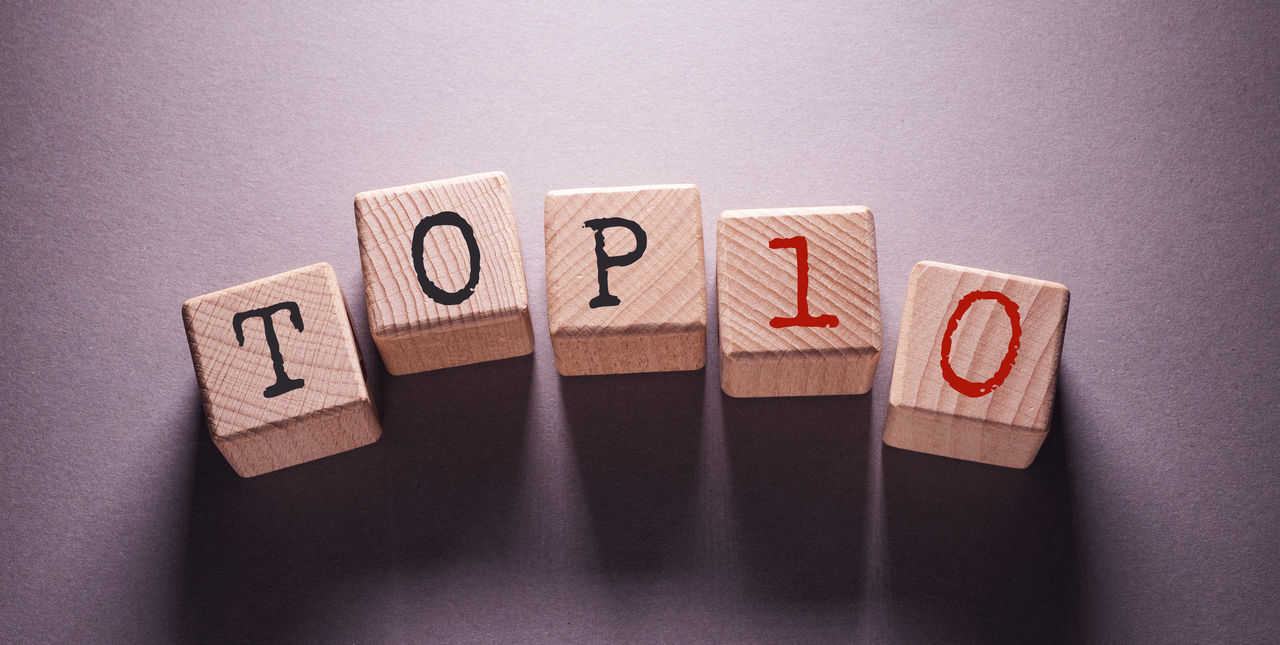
[
  {"x1": 883, "y1": 261, "x2": 1070, "y2": 468},
  {"x1": 717, "y1": 206, "x2": 883, "y2": 397},
  {"x1": 355, "y1": 171, "x2": 534, "y2": 375},
  {"x1": 182, "y1": 263, "x2": 381, "y2": 477},
  {"x1": 544, "y1": 184, "x2": 707, "y2": 375}
]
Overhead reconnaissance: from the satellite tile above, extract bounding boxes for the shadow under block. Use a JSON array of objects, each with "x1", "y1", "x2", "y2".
[
  {"x1": 182, "y1": 263, "x2": 381, "y2": 477},
  {"x1": 717, "y1": 206, "x2": 882, "y2": 397},
  {"x1": 883, "y1": 261, "x2": 1070, "y2": 469},
  {"x1": 544, "y1": 184, "x2": 707, "y2": 375},
  {"x1": 354, "y1": 171, "x2": 534, "y2": 375}
]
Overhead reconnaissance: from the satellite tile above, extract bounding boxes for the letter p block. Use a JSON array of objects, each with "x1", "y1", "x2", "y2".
[
  {"x1": 545, "y1": 184, "x2": 707, "y2": 375},
  {"x1": 355, "y1": 172, "x2": 534, "y2": 375},
  {"x1": 718, "y1": 206, "x2": 882, "y2": 397}
]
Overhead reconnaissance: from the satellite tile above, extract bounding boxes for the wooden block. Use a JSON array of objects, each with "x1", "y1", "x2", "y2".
[
  {"x1": 717, "y1": 206, "x2": 882, "y2": 397},
  {"x1": 883, "y1": 261, "x2": 1070, "y2": 469},
  {"x1": 354, "y1": 171, "x2": 534, "y2": 375},
  {"x1": 182, "y1": 263, "x2": 381, "y2": 477},
  {"x1": 544, "y1": 184, "x2": 707, "y2": 375}
]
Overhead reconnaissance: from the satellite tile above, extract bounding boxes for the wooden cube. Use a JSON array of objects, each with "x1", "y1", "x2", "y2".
[
  {"x1": 544, "y1": 184, "x2": 707, "y2": 375},
  {"x1": 883, "y1": 261, "x2": 1070, "y2": 468},
  {"x1": 182, "y1": 263, "x2": 381, "y2": 477},
  {"x1": 354, "y1": 171, "x2": 534, "y2": 375},
  {"x1": 717, "y1": 206, "x2": 882, "y2": 397}
]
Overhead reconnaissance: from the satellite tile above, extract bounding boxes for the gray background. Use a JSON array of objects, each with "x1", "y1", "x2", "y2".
[{"x1": 2, "y1": 1, "x2": 1277, "y2": 642}]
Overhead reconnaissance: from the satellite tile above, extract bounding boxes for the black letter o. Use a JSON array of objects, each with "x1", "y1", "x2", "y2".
[{"x1": 411, "y1": 211, "x2": 481, "y2": 306}]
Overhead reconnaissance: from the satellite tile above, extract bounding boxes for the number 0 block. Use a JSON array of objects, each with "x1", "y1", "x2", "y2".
[
  {"x1": 544, "y1": 184, "x2": 707, "y2": 375},
  {"x1": 717, "y1": 206, "x2": 882, "y2": 397},
  {"x1": 354, "y1": 171, "x2": 534, "y2": 375},
  {"x1": 182, "y1": 263, "x2": 381, "y2": 477},
  {"x1": 883, "y1": 261, "x2": 1069, "y2": 468}
]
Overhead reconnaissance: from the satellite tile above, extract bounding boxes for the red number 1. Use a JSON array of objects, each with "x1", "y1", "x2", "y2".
[{"x1": 769, "y1": 236, "x2": 839, "y2": 329}]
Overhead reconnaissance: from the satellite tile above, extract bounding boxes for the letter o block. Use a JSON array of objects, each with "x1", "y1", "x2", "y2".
[
  {"x1": 717, "y1": 206, "x2": 882, "y2": 397},
  {"x1": 884, "y1": 261, "x2": 1070, "y2": 469},
  {"x1": 544, "y1": 184, "x2": 707, "y2": 375},
  {"x1": 182, "y1": 263, "x2": 381, "y2": 477},
  {"x1": 355, "y1": 172, "x2": 534, "y2": 375}
]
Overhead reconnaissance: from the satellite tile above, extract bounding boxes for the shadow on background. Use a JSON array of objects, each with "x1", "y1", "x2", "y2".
[
  {"x1": 561, "y1": 370, "x2": 705, "y2": 576},
  {"x1": 177, "y1": 355, "x2": 533, "y2": 644},
  {"x1": 378, "y1": 355, "x2": 533, "y2": 569},
  {"x1": 176, "y1": 407, "x2": 393, "y2": 644},
  {"x1": 722, "y1": 393, "x2": 871, "y2": 604},
  {"x1": 883, "y1": 378, "x2": 1083, "y2": 643}
]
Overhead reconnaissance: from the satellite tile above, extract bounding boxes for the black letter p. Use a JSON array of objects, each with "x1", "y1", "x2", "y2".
[{"x1": 584, "y1": 217, "x2": 647, "y2": 308}]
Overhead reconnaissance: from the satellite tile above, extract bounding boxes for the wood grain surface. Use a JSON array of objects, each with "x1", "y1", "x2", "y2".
[
  {"x1": 354, "y1": 171, "x2": 533, "y2": 374},
  {"x1": 883, "y1": 260, "x2": 1069, "y2": 468},
  {"x1": 181, "y1": 262, "x2": 380, "y2": 477},
  {"x1": 544, "y1": 184, "x2": 706, "y2": 375},
  {"x1": 717, "y1": 206, "x2": 882, "y2": 397}
]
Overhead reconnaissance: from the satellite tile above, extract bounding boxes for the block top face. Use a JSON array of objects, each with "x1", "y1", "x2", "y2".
[
  {"x1": 354, "y1": 171, "x2": 529, "y2": 339},
  {"x1": 890, "y1": 260, "x2": 1070, "y2": 432},
  {"x1": 544, "y1": 184, "x2": 706, "y2": 335},
  {"x1": 182, "y1": 262, "x2": 369, "y2": 440},
  {"x1": 718, "y1": 206, "x2": 882, "y2": 359}
]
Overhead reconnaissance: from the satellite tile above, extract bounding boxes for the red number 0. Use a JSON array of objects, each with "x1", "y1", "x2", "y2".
[{"x1": 939, "y1": 290, "x2": 1022, "y2": 397}]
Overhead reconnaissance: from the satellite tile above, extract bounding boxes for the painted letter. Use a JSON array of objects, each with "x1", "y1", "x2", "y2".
[
  {"x1": 939, "y1": 290, "x2": 1021, "y2": 397},
  {"x1": 769, "y1": 236, "x2": 838, "y2": 328},
  {"x1": 232, "y1": 301, "x2": 306, "y2": 398},
  {"x1": 583, "y1": 217, "x2": 647, "y2": 308},
  {"x1": 412, "y1": 211, "x2": 481, "y2": 306}
]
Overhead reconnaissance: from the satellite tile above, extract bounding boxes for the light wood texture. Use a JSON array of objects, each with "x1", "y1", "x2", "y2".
[
  {"x1": 182, "y1": 263, "x2": 380, "y2": 477},
  {"x1": 354, "y1": 171, "x2": 533, "y2": 375},
  {"x1": 717, "y1": 206, "x2": 882, "y2": 397},
  {"x1": 883, "y1": 261, "x2": 1069, "y2": 468},
  {"x1": 545, "y1": 184, "x2": 706, "y2": 375}
]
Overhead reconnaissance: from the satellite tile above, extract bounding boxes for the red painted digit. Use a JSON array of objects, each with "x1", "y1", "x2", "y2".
[
  {"x1": 768, "y1": 236, "x2": 839, "y2": 329},
  {"x1": 939, "y1": 290, "x2": 1021, "y2": 397}
]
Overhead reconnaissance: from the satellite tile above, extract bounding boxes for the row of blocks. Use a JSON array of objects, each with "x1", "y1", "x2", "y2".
[{"x1": 184, "y1": 172, "x2": 1069, "y2": 477}]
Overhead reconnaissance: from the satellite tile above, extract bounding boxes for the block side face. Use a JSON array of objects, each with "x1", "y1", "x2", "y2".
[
  {"x1": 721, "y1": 349, "x2": 879, "y2": 397},
  {"x1": 887, "y1": 263, "x2": 930, "y2": 409},
  {"x1": 544, "y1": 184, "x2": 707, "y2": 337},
  {"x1": 183, "y1": 298, "x2": 220, "y2": 441},
  {"x1": 889, "y1": 261, "x2": 1068, "y2": 433},
  {"x1": 318, "y1": 263, "x2": 372, "y2": 403},
  {"x1": 214, "y1": 398, "x2": 381, "y2": 477},
  {"x1": 371, "y1": 308, "x2": 534, "y2": 375},
  {"x1": 183, "y1": 264, "x2": 368, "y2": 440},
  {"x1": 717, "y1": 209, "x2": 881, "y2": 363},
  {"x1": 883, "y1": 403, "x2": 1046, "y2": 469},
  {"x1": 551, "y1": 325, "x2": 705, "y2": 376},
  {"x1": 355, "y1": 171, "x2": 528, "y2": 339}
]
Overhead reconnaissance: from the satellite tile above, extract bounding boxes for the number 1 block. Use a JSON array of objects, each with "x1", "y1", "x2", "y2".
[
  {"x1": 717, "y1": 206, "x2": 882, "y2": 397},
  {"x1": 182, "y1": 263, "x2": 381, "y2": 477},
  {"x1": 883, "y1": 261, "x2": 1070, "y2": 468}
]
